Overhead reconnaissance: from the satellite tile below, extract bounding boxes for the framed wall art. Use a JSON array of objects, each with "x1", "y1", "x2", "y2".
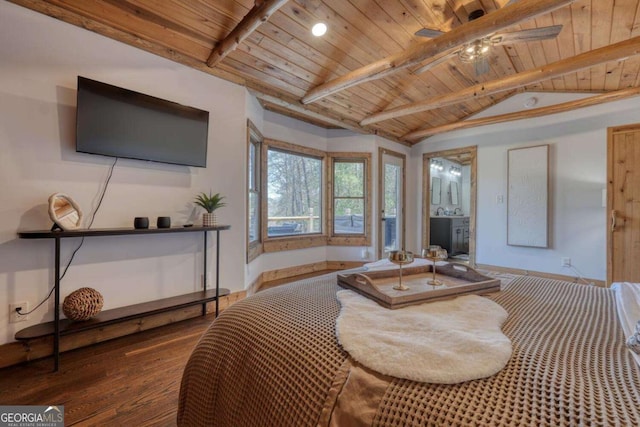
[{"x1": 507, "y1": 145, "x2": 549, "y2": 248}]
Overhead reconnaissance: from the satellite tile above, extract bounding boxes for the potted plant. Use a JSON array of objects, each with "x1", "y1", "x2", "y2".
[{"x1": 194, "y1": 191, "x2": 226, "y2": 227}]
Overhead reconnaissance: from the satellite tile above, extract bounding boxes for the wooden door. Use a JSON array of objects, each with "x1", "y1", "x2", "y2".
[{"x1": 608, "y1": 124, "x2": 640, "y2": 284}]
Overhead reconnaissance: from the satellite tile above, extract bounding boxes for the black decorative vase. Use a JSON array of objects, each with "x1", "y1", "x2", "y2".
[
  {"x1": 157, "y1": 216, "x2": 171, "y2": 228},
  {"x1": 134, "y1": 217, "x2": 149, "y2": 229}
]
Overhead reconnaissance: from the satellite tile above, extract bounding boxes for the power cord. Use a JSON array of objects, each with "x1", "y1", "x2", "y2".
[
  {"x1": 17, "y1": 157, "x2": 118, "y2": 316},
  {"x1": 562, "y1": 264, "x2": 595, "y2": 286}
]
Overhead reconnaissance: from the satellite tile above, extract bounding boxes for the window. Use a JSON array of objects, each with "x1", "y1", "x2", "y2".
[
  {"x1": 246, "y1": 120, "x2": 263, "y2": 262},
  {"x1": 259, "y1": 139, "x2": 370, "y2": 253},
  {"x1": 328, "y1": 153, "x2": 371, "y2": 246},
  {"x1": 261, "y1": 139, "x2": 326, "y2": 252}
]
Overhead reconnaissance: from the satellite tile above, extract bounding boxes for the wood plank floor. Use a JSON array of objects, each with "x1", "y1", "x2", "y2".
[{"x1": 0, "y1": 314, "x2": 215, "y2": 426}]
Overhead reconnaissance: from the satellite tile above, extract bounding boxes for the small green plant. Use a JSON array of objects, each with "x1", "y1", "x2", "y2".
[{"x1": 194, "y1": 191, "x2": 226, "y2": 213}]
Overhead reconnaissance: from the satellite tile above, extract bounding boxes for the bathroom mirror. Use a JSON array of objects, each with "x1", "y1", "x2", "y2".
[
  {"x1": 48, "y1": 193, "x2": 83, "y2": 230},
  {"x1": 450, "y1": 182, "x2": 459, "y2": 205},
  {"x1": 431, "y1": 177, "x2": 441, "y2": 205}
]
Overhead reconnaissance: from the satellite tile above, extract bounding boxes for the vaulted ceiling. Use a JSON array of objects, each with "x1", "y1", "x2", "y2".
[{"x1": 11, "y1": 0, "x2": 640, "y2": 145}]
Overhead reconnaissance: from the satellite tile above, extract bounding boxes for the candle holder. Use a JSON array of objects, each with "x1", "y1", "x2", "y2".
[
  {"x1": 421, "y1": 247, "x2": 448, "y2": 287},
  {"x1": 388, "y1": 250, "x2": 414, "y2": 291}
]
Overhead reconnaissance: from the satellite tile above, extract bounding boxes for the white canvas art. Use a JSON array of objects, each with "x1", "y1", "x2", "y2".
[{"x1": 507, "y1": 145, "x2": 549, "y2": 247}]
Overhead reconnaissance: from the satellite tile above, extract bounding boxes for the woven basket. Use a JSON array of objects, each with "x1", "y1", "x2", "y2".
[{"x1": 62, "y1": 287, "x2": 104, "y2": 321}]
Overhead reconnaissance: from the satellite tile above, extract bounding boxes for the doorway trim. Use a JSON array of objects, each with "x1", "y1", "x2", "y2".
[
  {"x1": 378, "y1": 147, "x2": 406, "y2": 259},
  {"x1": 422, "y1": 146, "x2": 477, "y2": 266}
]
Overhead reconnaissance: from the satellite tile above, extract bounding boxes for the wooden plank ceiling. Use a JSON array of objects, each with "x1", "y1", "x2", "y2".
[{"x1": 11, "y1": 0, "x2": 640, "y2": 145}]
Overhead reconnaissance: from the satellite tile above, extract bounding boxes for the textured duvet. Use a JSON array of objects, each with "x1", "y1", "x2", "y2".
[{"x1": 178, "y1": 274, "x2": 640, "y2": 426}]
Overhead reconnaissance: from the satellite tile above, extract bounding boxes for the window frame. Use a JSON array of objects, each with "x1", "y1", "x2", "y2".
[
  {"x1": 327, "y1": 152, "x2": 372, "y2": 246},
  {"x1": 246, "y1": 120, "x2": 263, "y2": 263},
  {"x1": 262, "y1": 138, "x2": 327, "y2": 253}
]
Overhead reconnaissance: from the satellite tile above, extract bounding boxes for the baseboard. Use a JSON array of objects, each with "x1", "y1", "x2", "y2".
[
  {"x1": 246, "y1": 275, "x2": 262, "y2": 296},
  {"x1": 0, "y1": 290, "x2": 246, "y2": 369},
  {"x1": 475, "y1": 263, "x2": 606, "y2": 287},
  {"x1": 257, "y1": 260, "x2": 366, "y2": 291},
  {"x1": 260, "y1": 261, "x2": 329, "y2": 282},
  {"x1": 326, "y1": 260, "x2": 366, "y2": 270}
]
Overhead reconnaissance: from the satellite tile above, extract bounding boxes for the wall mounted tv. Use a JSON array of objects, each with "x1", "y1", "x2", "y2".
[{"x1": 76, "y1": 76, "x2": 209, "y2": 167}]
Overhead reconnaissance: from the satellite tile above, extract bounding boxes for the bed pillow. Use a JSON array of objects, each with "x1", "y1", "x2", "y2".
[{"x1": 611, "y1": 282, "x2": 640, "y2": 366}]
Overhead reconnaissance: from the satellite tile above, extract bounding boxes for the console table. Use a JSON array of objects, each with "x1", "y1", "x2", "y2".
[{"x1": 17, "y1": 225, "x2": 230, "y2": 371}]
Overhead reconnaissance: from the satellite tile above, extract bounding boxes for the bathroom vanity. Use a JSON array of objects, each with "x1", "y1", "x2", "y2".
[{"x1": 430, "y1": 216, "x2": 469, "y2": 256}]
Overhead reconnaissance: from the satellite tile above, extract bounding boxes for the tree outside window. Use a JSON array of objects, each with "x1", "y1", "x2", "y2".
[
  {"x1": 246, "y1": 120, "x2": 263, "y2": 263},
  {"x1": 333, "y1": 160, "x2": 365, "y2": 235},
  {"x1": 267, "y1": 148, "x2": 322, "y2": 237},
  {"x1": 248, "y1": 139, "x2": 260, "y2": 244}
]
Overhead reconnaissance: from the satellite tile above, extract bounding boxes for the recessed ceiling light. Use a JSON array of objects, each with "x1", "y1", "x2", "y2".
[{"x1": 312, "y1": 22, "x2": 327, "y2": 37}]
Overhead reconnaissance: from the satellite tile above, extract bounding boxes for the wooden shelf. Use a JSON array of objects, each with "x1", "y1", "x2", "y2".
[
  {"x1": 18, "y1": 225, "x2": 230, "y2": 239},
  {"x1": 15, "y1": 288, "x2": 230, "y2": 340}
]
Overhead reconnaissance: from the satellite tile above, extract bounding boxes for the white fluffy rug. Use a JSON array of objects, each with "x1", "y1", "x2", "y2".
[{"x1": 335, "y1": 290, "x2": 512, "y2": 384}]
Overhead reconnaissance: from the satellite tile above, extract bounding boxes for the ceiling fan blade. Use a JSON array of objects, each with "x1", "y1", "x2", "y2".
[
  {"x1": 413, "y1": 50, "x2": 459, "y2": 75},
  {"x1": 492, "y1": 25, "x2": 563, "y2": 45},
  {"x1": 474, "y1": 57, "x2": 490, "y2": 76},
  {"x1": 415, "y1": 28, "x2": 446, "y2": 38}
]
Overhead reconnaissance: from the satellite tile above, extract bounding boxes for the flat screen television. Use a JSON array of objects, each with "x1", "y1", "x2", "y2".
[{"x1": 76, "y1": 76, "x2": 209, "y2": 167}]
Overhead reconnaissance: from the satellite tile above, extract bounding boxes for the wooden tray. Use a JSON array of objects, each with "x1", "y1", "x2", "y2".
[{"x1": 337, "y1": 263, "x2": 501, "y2": 309}]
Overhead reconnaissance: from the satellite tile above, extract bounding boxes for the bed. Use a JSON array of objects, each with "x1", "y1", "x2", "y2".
[{"x1": 178, "y1": 272, "x2": 640, "y2": 426}]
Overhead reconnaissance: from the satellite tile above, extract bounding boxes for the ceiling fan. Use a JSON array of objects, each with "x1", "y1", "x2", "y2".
[{"x1": 414, "y1": 1, "x2": 563, "y2": 76}]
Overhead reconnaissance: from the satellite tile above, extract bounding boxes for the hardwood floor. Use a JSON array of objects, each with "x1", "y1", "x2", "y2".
[{"x1": 0, "y1": 314, "x2": 215, "y2": 426}]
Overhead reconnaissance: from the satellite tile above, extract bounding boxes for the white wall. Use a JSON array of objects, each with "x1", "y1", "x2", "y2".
[
  {"x1": 413, "y1": 92, "x2": 640, "y2": 281},
  {"x1": 0, "y1": 2, "x2": 248, "y2": 345}
]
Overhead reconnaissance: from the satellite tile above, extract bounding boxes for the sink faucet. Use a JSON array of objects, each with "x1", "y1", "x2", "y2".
[
  {"x1": 454, "y1": 208, "x2": 462, "y2": 215},
  {"x1": 436, "y1": 207, "x2": 445, "y2": 216}
]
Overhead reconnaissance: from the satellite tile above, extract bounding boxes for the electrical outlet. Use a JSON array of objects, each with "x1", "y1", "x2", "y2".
[
  {"x1": 9, "y1": 301, "x2": 29, "y2": 323},
  {"x1": 361, "y1": 248, "x2": 370, "y2": 260},
  {"x1": 496, "y1": 195, "x2": 504, "y2": 204},
  {"x1": 201, "y1": 272, "x2": 213, "y2": 288},
  {"x1": 561, "y1": 257, "x2": 571, "y2": 267}
]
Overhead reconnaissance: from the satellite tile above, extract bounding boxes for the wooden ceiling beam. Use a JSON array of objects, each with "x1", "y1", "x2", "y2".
[
  {"x1": 206, "y1": 0, "x2": 288, "y2": 67},
  {"x1": 403, "y1": 86, "x2": 640, "y2": 141},
  {"x1": 7, "y1": 0, "x2": 247, "y2": 85},
  {"x1": 248, "y1": 90, "x2": 410, "y2": 146},
  {"x1": 363, "y1": 35, "x2": 640, "y2": 126},
  {"x1": 301, "y1": 0, "x2": 576, "y2": 105}
]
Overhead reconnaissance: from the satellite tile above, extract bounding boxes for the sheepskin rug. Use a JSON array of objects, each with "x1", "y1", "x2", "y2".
[{"x1": 335, "y1": 290, "x2": 512, "y2": 384}]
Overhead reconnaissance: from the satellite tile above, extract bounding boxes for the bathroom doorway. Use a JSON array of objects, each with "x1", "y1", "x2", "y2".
[{"x1": 422, "y1": 146, "x2": 477, "y2": 266}]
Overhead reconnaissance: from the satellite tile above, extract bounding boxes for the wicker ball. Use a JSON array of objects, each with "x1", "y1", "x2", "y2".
[{"x1": 63, "y1": 287, "x2": 104, "y2": 321}]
